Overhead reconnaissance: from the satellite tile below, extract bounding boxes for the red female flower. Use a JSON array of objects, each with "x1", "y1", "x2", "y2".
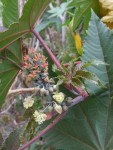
[
  {"x1": 33, "y1": 53, "x2": 41, "y2": 61},
  {"x1": 24, "y1": 62, "x2": 31, "y2": 69},
  {"x1": 28, "y1": 71, "x2": 37, "y2": 78},
  {"x1": 41, "y1": 62, "x2": 48, "y2": 68},
  {"x1": 24, "y1": 55, "x2": 29, "y2": 61}
]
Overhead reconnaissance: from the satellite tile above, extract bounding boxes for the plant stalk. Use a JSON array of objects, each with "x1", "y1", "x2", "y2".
[
  {"x1": 31, "y1": 29, "x2": 88, "y2": 97},
  {"x1": 19, "y1": 111, "x2": 66, "y2": 150},
  {"x1": 31, "y1": 29, "x2": 61, "y2": 69},
  {"x1": 19, "y1": 95, "x2": 86, "y2": 150}
]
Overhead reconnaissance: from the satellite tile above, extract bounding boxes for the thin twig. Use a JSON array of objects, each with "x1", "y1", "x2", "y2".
[
  {"x1": 8, "y1": 87, "x2": 40, "y2": 95},
  {"x1": 19, "y1": 95, "x2": 86, "y2": 150}
]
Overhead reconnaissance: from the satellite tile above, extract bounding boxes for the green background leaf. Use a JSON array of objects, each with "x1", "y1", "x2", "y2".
[
  {"x1": 0, "y1": 40, "x2": 22, "y2": 108},
  {"x1": 69, "y1": 0, "x2": 99, "y2": 30},
  {"x1": 1, "y1": 0, "x2": 19, "y2": 27},
  {"x1": 1, "y1": 129, "x2": 20, "y2": 150},
  {"x1": 44, "y1": 12, "x2": 113, "y2": 150},
  {"x1": 0, "y1": 0, "x2": 51, "y2": 52}
]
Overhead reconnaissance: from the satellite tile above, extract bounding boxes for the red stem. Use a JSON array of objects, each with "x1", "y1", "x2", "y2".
[
  {"x1": 31, "y1": 29, "x2": 61, "y2": 70},
  {"x1": 31, "y1": 29, "x2": 88, "y2": 96},
  {"x1": 19, "y1": 95, "x2": 86, "y2": 150},
  {"x1": 19, "y1": 111, "x2": 66, "y2": 150}
]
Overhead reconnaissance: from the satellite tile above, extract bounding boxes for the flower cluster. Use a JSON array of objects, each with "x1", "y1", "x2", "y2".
[
  {"x1": 33, "y1": 110, "x2": 47, "y2": 124},
  {"x1": 23, "y1": 96, "x2": 34, "y2": 109},
  {"x1": 23, "y1": 49, "x2": 48, "y2": 81},
  {"x1": 53, "y1": 92, "x2": 65, "y2": 103},
  {"x1": 22, "y1": 49, "x2": 73, "y2": 125}
]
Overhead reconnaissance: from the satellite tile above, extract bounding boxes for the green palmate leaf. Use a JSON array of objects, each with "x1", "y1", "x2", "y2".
[
  {"x1": 1, "y1": 0, "x2": 19, "y2": 27},
  {"x1": 48, "y1": 1, "x2": 72, "y2": 18},
  {"x1": 70, "y1": 0, "x2": 99, "y2": 31},
  {"x1": 76, "y1": 70, "x2": 104, "y2": 87},
  {"x1": 0, "y1": 0, "x2": 51, "y2": 52},
  {"x1": 44, "y1": 12, "x2": 113, "y2": 150},
  {"x1": 61, "y1": 27, "x2": 77, "y2": 63},
  {"x1": 1, "y1": 129, "x2": 20, "y2": 150},
  {"x1": 72, "y1": 77, "x2": 85, "y2": 90},
  {"x1": 0, "y1": 40, "x2": 22, "y2": 108}
]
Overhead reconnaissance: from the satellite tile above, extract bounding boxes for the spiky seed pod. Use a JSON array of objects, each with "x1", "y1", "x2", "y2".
[
  {"x1": 63, "y1": 105, "x2": 68, "y2": 111},
  {"x1": 48, "y1": 106, "x2": 53, "y2": 112}
]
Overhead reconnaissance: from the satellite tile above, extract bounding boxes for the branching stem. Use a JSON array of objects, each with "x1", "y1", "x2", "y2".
[
  {"x1": 19, "y1": 95, "x2": 86, "y2": 150},
  {"x1": 31, "y1": 29, "x2": 61, "y2": 70},
  {"x1": 31, "y1": 29, "x2": 88, "y2": 97}
]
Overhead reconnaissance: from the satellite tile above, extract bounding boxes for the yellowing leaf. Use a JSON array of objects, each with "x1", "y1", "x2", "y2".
[{"x1": 74, "y1": 33, "x2": 83, "y2": 55}]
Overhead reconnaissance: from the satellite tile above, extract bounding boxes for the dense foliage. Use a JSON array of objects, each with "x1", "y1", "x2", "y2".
[{"x1": 0, "y1": 0, "x2": 113, "y2": 150}]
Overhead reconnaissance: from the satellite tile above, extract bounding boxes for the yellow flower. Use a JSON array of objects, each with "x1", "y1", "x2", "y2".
[
  {"x1": 33, "y1": 111, "x2": 47, "y2": 124},
  {"x1": 23, "y1": 96, "x2": 34, "y2": 109},
  {"x1": 53, "y1": 92, "x2": 65, "y2": 103}
]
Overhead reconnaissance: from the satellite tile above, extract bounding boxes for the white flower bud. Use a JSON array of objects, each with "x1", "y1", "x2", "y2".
[{"x1": 53, "y1": 103, "x2": 62, "y2": 114}]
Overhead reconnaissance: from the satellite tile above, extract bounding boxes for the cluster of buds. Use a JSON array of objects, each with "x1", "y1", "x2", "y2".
[{"x1": 22, "y1": 49, "x2": 73, "y2": 124}]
